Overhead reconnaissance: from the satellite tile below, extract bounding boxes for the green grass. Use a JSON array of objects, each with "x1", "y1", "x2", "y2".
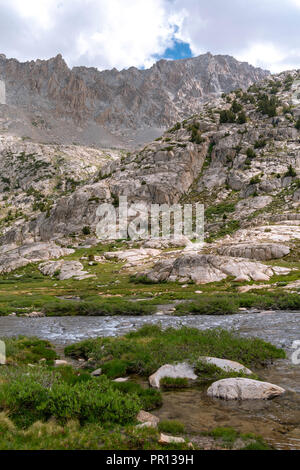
[
  {"x1": 0, "y1": 415, "x2": 190, "y2": 450},
  {"x1": 205, "y1": 202, "x2": 236, "y2": 220},
  {"x1": 206, "y1": 427, "x2": 271, "y2": 450},
  {"x1": 0, "y1": 331, "x2": 281, "y2": 450},
  {"x1": 194, "y1": 360, "x2": 258, "y2": 381},
  {"x1": 43, "y1": 298, "x2": 156, "y2": 317},
  {"x1": 175, "y1": 291, "x2": 300, "y2": 315},
  {"x1": 158, "y1": 420, "x2": 185, "y2": 435},
  {"x1": 0, "y1": 336, "x2": 58, "y2": 365},
  {"x1": 160, "y1": 377, "x2": 189, "y2": 389},
  {"x1": 206, "y1": 220, "x2": 241, "y2": 242},
  {"x1": 176, "y1": 296, "x2": 239, "y2": 315},
  {"x1": 111, "y1": 381, "x2": 162, "y2": 411},
  {"x1": 64, "y1": 325, "x2": 285, "y2": 377},
  {"x1": 0, "y1": 239, "x2": 298, "y2": 318}
]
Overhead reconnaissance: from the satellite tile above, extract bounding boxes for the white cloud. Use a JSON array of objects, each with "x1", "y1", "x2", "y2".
[
  {"x1": 9, "y1": 0, "x2": 55, "y2": 29},
  {"x1": 71, "y1": 0, "x2": 178, "y2": 69},
  {"x1": 236, "y1": 43, "x2": 285, "y2": 73},
  {"x1": 0, "y1": 0, "x2": 182, "y2": 70},
  {"x1": 0, "y1": 0, "x2": 300, "y2": 72}
]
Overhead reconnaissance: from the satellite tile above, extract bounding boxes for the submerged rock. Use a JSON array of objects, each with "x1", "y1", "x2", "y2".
[{"x1": 207, "y1": 378, "x2": 285, "y2": 400}]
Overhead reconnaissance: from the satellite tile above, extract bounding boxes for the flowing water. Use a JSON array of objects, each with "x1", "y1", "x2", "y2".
[{"x1": 0, "y1": 311, "x2": 299, "y2": 449}]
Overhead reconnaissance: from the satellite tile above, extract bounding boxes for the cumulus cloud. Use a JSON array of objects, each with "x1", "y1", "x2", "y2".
[
  {"x1": 0, "y1": 0, "x2": 182, "y2": 70},
  {"x1": 169, "y1": 0, "x2": 300, "y2": 73},
  {"x1": 0, "y1": 0, "x2": 299, "y2": 73}
]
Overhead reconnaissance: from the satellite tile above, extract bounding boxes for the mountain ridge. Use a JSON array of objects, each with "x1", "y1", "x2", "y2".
[{"x1": 0, "y1": 52, "x2": 269, "y2": 148}]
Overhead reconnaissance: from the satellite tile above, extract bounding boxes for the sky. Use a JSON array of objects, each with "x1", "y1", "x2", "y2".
[{"x1": 0, "y1": 0, "x2": 299, "y2": 73}]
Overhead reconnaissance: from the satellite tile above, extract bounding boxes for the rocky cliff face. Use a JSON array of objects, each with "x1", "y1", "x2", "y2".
[
  {"x1": 0, "y1": 52, "x2": 268, "y2": 147},
  {"x1": 0, "y1": 69, "x2": 299, "y2": 248}
]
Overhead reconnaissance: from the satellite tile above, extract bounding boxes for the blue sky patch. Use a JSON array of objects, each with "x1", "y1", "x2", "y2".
[{"x1": 157, "y1": 39, "x2": 193, "y2": 61}]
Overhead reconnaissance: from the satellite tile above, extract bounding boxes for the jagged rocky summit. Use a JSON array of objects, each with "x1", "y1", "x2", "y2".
[{"x1": 0, "y1": 52, "x2": 268, "y2": 148}]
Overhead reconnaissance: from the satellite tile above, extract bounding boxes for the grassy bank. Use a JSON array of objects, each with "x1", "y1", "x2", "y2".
[
  {"x1": 175, "y1": 291, "x2": 300, "y2": 315},
  {"x1": 0, "y1": 328, "x2": 280, "y2": 450},
  {"x1": 0, "y1": 239, "x2": 298, "y2": 317},
  {"x1": 64, "y1": 325, "x2": 285, "y2": 377}
]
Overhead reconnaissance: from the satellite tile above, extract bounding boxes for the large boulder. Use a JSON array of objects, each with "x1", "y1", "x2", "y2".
[
  {"x1": 199, "y1": 357, "x2": 252, "y2": 375},
  {"x1": 39, "y1": 260, "x2": 94, "y2": 280},
  {"x1": 104, "y1": 248, "x2": 161, "y2": 267},
  {"x1": 207, "y1": 378, "x2": 285, "y2": 400},
  {"x1": 0, "y1": 242, "x2": 74, "y2": 274},
  {"x1": 149, "y1": 363, "x2": 197, "y2": 389},
  {"x1": 217, "y1": 243, "x2": 290, "y2": 261},
  {"x1": 140, "y1": 254, "x2": 287, "y2": 284}
]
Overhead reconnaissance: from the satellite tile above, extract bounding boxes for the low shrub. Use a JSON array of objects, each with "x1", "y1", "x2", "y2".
[
  {"x1": 111, "y1": 381, "x2": 162, "y2": 411},
  {"x1": 285, "y1": 165, "x2": 297, "y2": 178},
  {"x1": 0, "y1": 370, "x2": 140, "y2": 428},
  {"x1": 246, "y1": 148, "x2": 256, "y2": 159},
  {"x1": 254, "y1": 139, "x2": 267, "y2": 149},
  {"x1": 219, "y1": 110, "x2": 236, "y2": 124},
  {"x1": 101, "y1": 359, "x2": 128, "y2": 378},
  {"x1": 205, "y1": 202, "x2": 236, "y2": 219}
]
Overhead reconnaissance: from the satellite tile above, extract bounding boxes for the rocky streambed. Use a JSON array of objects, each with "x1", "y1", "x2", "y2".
[{"x1": 0, "y1": 311, "x2": 299, "y2": 450}]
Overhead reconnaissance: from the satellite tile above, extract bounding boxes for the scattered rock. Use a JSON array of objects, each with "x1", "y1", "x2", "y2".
[
  {"x1": 24, "y1": 311, "x2": 45, "y2": 318},
  {"x1": 236, "y1": 196, "x2": 273, "y2": 216},
  {"x1": 137, "y1": 410, "x2": 159, "y2": 427},
  {"x1": 113, "y1": 377, "x2": 129, "y2": 382},
  {"x1": 104, "y1": 248, "x2": 161, "y2": 267},
  {"x1": 207, "y1": 378, "x2": 285, "y2": 400},
  {"x1": 136, "y1": 422, "x2": 156, "y2": 429},
  {"x1": 91, "y1": 368, "x2": 102, "y2": 377},
  {"x1": 143, "y1": 237, "x2": 189, "y2": 249},
  {"x1": 159, "y1": 433, "x2": 185, "y2": 445},
  {"x1": 54, "y1": 360, "x2": 69, "y2": 367}
]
